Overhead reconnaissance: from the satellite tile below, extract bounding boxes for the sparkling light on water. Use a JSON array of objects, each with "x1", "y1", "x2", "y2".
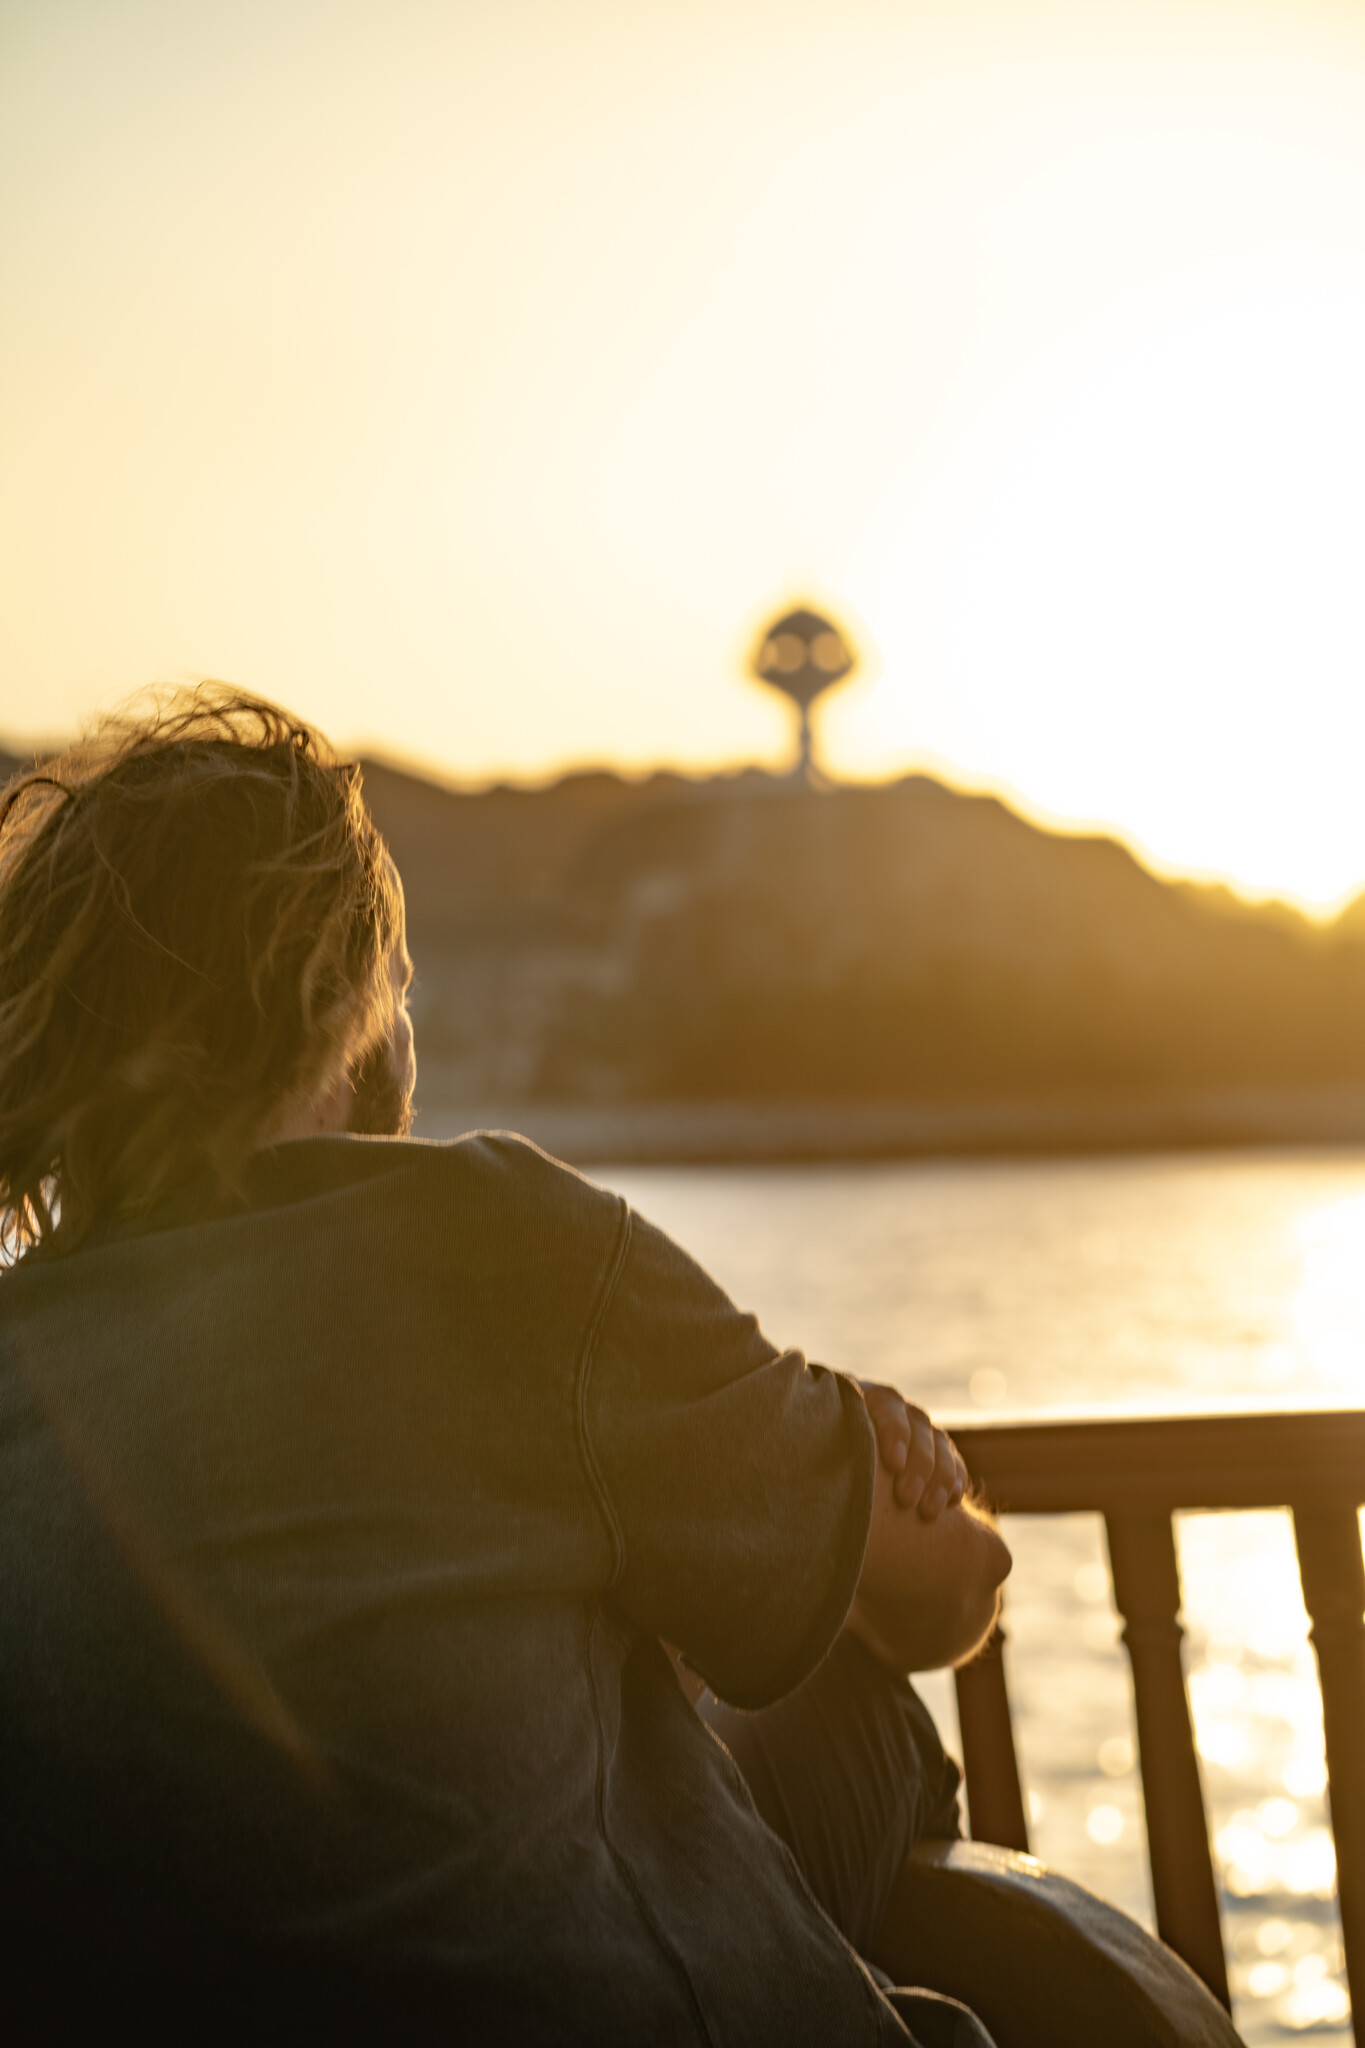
[
  {"x1": 1293, "y1": 1194, "x2": 1365, "y2": 1401},
  {"x1": 1086, "y1": 1804, "x2": 1125, "y2": 1845}
]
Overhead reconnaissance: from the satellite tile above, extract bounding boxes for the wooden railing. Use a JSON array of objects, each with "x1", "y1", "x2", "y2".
[{"x1": 949, "y1": 1409, "x2": 1365, "y2": 2023}]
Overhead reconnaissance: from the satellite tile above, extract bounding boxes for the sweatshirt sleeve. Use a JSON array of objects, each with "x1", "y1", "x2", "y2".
[{"x1": 583, "y1": 1203, "x2": 876, "y2": 1709}]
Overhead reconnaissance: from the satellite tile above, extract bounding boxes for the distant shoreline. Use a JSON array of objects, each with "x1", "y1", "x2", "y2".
[{"x1": 413, "y1": 1080, "x2": 1365, "y2": 1166}]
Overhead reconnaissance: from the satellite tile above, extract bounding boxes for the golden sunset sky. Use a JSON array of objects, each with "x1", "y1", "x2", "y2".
[{"x1": 4, "y1": 0, "x2": 1365, "y2": 910}]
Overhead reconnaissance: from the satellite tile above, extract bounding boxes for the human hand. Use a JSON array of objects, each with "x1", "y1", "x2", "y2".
[
  {"x1": 848, "y1": 1490, "x2": 1011, "y2": 1674},
  {"x1": 857, "y1": 1380, "x2": 968, "y2": 1522}
]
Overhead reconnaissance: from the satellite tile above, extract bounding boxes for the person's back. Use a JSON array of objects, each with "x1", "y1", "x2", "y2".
[
  {"x1": 4, "y1": 1129, "x2": 904, "y2": 2041},
  {"x1": 0, "y1": 689, "x2": 1008, "y2": 2045}
]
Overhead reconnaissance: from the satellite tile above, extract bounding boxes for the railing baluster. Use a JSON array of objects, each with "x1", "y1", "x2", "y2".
[
  {"x1": 1105, "y1": 1511, "x2": 1230, "y2": 2008},
  {"x1": 954, "y1": 1615, "x2": 1030, "y2": 1854},
  {"x1": 1293, "y1": 1507, "x2": 1365, "y2": 2026}
]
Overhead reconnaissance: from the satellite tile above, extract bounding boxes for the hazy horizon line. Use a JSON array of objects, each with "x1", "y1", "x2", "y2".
[{"x1": 351, "y1": 739, "x2": 1365, "y2": 928}]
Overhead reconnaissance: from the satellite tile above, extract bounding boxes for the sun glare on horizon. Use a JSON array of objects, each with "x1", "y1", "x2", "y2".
[
  {"x1": 836, "y1": 270, "x2": 1365, "y2": 915},
  {"x1": 4, "y1": 0, "x2": 1365, "y2": 910}
]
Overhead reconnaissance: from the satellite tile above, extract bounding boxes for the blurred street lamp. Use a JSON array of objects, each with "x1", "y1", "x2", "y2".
[{"x1": 751, "y1": 606, "x2": 856, "y2": 783}]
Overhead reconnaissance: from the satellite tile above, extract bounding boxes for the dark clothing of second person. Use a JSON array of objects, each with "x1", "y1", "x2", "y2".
[
  {"x1": 703, "y1": 1631, "x2": 964, "y2": 1959},
  {"x1": 0, "y1": 1132, "x2": 968, "y2": 2043},
  {"x1": 705, "y1": 1632, "x2": 993, "y2": 2046}
]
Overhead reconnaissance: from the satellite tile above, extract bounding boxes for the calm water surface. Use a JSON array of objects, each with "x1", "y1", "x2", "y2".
[{"x1": 602, "y1": 1149, "x2": 1365, "y2": 2047}]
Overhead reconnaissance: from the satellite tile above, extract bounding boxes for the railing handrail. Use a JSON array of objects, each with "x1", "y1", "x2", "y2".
[
  {"x1": 945, "y1": 1407, "x2": 1365, "y2": 2032},
  {"x1": 948, "y1": 1406, "x2": 1365, "y2": 1513}
]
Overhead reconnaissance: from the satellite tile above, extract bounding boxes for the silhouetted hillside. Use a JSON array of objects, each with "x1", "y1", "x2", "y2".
[{"x1": 358, "y1": 760, "x2": 1365, "y2": 1127}]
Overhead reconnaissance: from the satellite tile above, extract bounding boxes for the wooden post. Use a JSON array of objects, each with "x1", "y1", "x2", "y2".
[
  {"x1": 1105, "y1": 1511, "x2": 1230, "y2": 2008},
  {"x1": 954, "y1": 1616, "x2": 1030, "y2": 1854},
  {"x1": 1293, "y1": 1507, "x2": 1365, "y2": 2025}
]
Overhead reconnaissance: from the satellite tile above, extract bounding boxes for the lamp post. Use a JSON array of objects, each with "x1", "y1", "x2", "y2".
[{"x1": 751, "y1": 606, "x2": 855, "y2": 783}]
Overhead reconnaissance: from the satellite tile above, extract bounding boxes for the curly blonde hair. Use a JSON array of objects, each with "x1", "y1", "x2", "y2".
[{"x1": 0, "y1": 687, "x2": 404, "y2": 1260}]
